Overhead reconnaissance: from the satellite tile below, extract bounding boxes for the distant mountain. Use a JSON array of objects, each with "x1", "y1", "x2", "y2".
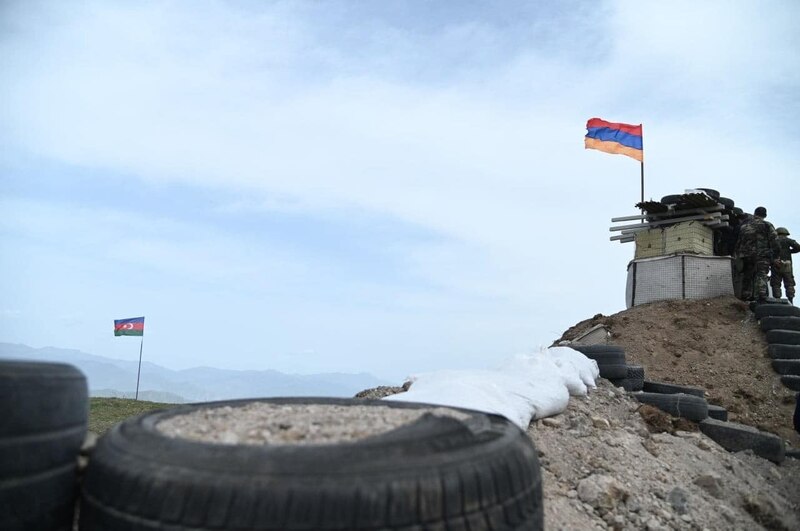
[{"x1": 0, "y1": 343, "x2": 390, "y2": 403}]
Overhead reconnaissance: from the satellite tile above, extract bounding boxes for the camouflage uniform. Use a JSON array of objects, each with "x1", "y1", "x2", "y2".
[
  {"x1": 770, "y1": 231, "x2": 800, "y2": 301},
  {"x1": 734, "y1": 217, "x2": 780, "y2": 301}
]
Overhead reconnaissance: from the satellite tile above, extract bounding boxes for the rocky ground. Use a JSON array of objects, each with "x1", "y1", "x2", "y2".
[
  {"x1": 361, "y1": 295, "x2": 800, "y2": 529},
  {"x1": 532, "y1": 379, "x2": 799, "y2": 531}
]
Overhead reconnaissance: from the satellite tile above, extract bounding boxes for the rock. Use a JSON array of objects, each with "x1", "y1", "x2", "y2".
[
  {"x1": 696, "y1": 438, "x2": 713, "y2": 451},
  {"x1": 542, "y1": 417, "x2": 563, "y2": 428},
  {"x1": 645, "y1": 517, "x2": 666, "y2": 531},
  {"x1": 220, "y1": 430, "x2": 239, "y2": 444},
  {"x1": 592, "y1": 416, "x2": 611, "y2": 429},
  {"x1": 668, "y1": 487, "x2": 689, "y2": 515},
  {"x1": 742, "y1": 494, "x2": 794, "y2": 531},
  {"x1": 577, "y1": 474, "x2": 630, "y2": 512},
  {"x1": 642, "y1": 438, "x2": 659, "y2": 457},
  {"x1": 81, "y1": 432, "x2": 98, "y2": 455},
  {"x1": 693, "y1": 473, "x2": 723, "y2": 498}
]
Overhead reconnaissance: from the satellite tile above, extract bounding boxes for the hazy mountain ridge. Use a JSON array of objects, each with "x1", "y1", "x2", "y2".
[{"x1": 0, "y1": 343, "x2": 390, "y2": 403}]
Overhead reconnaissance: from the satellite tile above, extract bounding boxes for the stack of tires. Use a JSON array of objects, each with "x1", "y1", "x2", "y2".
[
  {"x1": 632, "y1": 378, "x2": 785, "y2": 463},
  {"x1": 0, "y1": 361, "x2": 88, "y2": 531},
  {"x1": 569, "y1": 344, "x2": 644, "y2": 391},
  {"x1": 759, "y1": 304, "x2": 800, "y2": 392},
  {"x1": 569, "y1": 344, "x2": 786, "y2": 463}
]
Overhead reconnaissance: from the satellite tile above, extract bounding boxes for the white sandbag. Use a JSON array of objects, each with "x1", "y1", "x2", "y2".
[{"x1": 385, "y1": 346, "x2": 598, "y2": 429}]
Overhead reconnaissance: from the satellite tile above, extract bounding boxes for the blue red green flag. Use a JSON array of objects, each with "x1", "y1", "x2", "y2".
[
  {"x1": 114, "y1": 316, "x2": 144, "y2": 337},
  {"x1": 584, "y1": 118, "x2": 643, "y2": 162}
]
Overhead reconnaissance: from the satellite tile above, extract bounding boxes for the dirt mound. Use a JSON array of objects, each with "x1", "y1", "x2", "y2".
[
  {"x1": 556, "y1": 296, "x2": 799, "y2": 445},
  {"x1": 534, "y1": 380, "x2": 800, "y2": 530}
]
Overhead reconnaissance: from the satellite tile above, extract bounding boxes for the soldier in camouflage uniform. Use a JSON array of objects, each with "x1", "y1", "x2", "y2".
[
  {"x1": 734, "y1": 206, "x2": 780, "y2": 302},
  {"x1": 770, "y1": 227, "x2": 800, "y2": 303}
]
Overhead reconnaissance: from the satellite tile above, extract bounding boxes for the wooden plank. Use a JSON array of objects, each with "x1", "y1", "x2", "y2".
[
  {"x1": 610, "y1": 206, "x2": 723, "y2": 222},
  {"x1": 609, "y1": 212, "x2": 722, "y2": 232}
]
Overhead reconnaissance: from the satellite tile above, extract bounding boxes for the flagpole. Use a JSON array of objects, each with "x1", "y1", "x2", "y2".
[
  {"x1": 640, "y1": 161, "x2": 645, "y2": 205},
  {"x1": 135, "y1": 336, "x2": 143, "y2": 401}
]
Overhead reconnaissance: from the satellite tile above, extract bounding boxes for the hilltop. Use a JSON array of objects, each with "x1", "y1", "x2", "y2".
[{"x1": 557, "y1": 296, "x2": 799, "y2": 445}]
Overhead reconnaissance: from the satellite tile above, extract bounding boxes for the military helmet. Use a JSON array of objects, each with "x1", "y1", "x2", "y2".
[{"x1": 777, "y1": 227, "x2": 790, "y2": 236}]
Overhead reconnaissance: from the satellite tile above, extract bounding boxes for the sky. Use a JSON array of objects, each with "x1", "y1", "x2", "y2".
[{"x1": 1, "y1": 0, "x2": 799, "y2": 383}]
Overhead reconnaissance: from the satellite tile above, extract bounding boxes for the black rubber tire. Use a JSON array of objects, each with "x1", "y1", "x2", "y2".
[
  {"x1": 608, "y1": 377, "x2": 644, "y2": 392},
  {"x1": 642, "y1": 380, "x2": 705, "y2": 398},
  {"x1": 755, "y1": 304, "x2": 800, "y2": 319},
  {"x1": 718, "y1": 197, "x2": 734, "y2": 209},
  {"x1": 707, "y1": 405, "x2": 728, "y2": 422},
  {"x1": 781, "y1": 376, "x2": 800, "y2": 391},
  {"x1": 760, "y1": 316, "x2": 800, "y2": 332},
  {"x1": 631, "y1": 392, "x2": 708, "y2": 422},
  {"x1": 696, "y1": 188, "x2": 721, "y2": 200},
  {"x1": 0, "y1": 361, "x2": 88, "y2": 531},
  {"x1": 766, "y1": 329, "x2": 800, "y2": 345},
  {"x1": 772, "y1": 360, "x2": 800, "y2": 376},
  {"x1": 768, "y1": 344, "x2": 800, "y2": 360},
  {"x1": 625, "y1": 365, "x2": 645, "y2": 380},
  {"x1": 698, "y1": 418, "x2": 784, "y2": 464},
  {"x1": 569, "y1": 344, "x2": 625, "y2": 357},
  {"x1": 598, "y1": 363, "x2": 627, "y2": 380},
  {"x1": 660, "y1": 194, "x2": 683, "y2": 205},
  {"x1": 569, "y1": 345, "x2": 627, "y2": 379},
  {"x1": 79, "y1": 397, "x2": 544, "y2": 531}
]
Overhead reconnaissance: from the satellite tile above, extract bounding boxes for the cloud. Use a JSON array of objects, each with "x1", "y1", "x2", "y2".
[{"x1": 1, "y1": 0, "x2": 799, "y2": 379}]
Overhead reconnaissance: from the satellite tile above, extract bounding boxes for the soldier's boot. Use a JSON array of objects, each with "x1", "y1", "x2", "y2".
[{"x1": 771, "y1": 284, "x2": 782, "y2": 299}]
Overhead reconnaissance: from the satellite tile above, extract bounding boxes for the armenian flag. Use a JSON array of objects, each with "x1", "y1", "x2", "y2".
[
  {"x1": 114, "y1": 316, "x2": 145, "y2": 336},
  {"x1": 584, "y1": 118, "x2": 643, "y2": 162}
]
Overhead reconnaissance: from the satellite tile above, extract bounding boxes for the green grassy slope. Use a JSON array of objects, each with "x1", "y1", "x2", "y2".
[{"x1": 89, "y1": 397, "x2": 174, "y2": 434}]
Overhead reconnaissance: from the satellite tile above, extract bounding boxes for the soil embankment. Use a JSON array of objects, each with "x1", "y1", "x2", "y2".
[{"x1": 557, "y1": 296, "x2": 799, "y2": 445}]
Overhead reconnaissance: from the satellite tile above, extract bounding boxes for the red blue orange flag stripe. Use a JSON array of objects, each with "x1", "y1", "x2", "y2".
[{"x1": 585, "y1": 118, "x2": 643, "y2": 162}]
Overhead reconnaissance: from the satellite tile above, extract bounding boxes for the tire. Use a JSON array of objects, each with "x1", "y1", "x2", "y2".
[
  {"x1": 766, "y1": 330, "x2": 800, "y2": 345},
  {"x1": 80, "y1": 398, "x2": 544, "y2": 531},
  {"x1": 0, "y1": 361, "x2": 88, "y2": 531},
  {"x1": 718, "y1": 197, "x2": 734, "y2": 209},
  {"x1": 772, "y1": 360, "x2": 800, "y2": 376},
  {"x1": 768, "y1": 344, "x2": 800, "y2": 360},
  {"x1": 760, "y1": 316, "x2": 800, "y2": 332},
  {"x1": 755, "y1": 304, "x2": 800, "y2": 319},
  {"x1": 608, "y1": 377, "x2": 644, "y2": 392},
  {"x1": 696, "y1": 188, "x2": 720, "y2": 200},
  {"x1": 707, "y1": 405, "x2": 728, "y2": 422},
  {"x1": 698, "y1": 418, "x2": 784, "y2": 464},
  {"x1": 625, "y1": 365, "x2": 645, "y2": 380},
  {"x1": 781, "y1": 376, "x2": 800, "y2": 391},
  {"x1": 631, "y1": 392, "x2": 708, "y2": 422},
  {"x1": 660, "y1": 194, "x2": 683, "y2": 205},
  {"x1": 608, "y1": 365, "x2": 645, "y2": 391},
  {"x1": 642, "y1": 380, "x2": 705, "y2": 398},
  {"x1": 598, "y1": 363, "x2": 628, "y2": 380},
  {"x1": 569, "y1": 345, "x2": 627, "y2": 379}
]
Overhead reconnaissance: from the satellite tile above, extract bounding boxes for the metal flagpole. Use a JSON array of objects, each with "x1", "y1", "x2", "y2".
[
  {"x1": 640, "y1": 161, "x2": 645, "y2": 205},
  {"x1": 135, "y1": 336, "x2": 144, "y2": 401}
]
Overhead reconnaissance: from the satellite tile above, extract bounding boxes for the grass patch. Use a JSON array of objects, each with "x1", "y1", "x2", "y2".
[{"x1": 89, "y1": 397, "x2": 174, "y2": 435}]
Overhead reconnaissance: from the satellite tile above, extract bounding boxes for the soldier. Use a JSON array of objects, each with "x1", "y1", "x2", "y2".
[
  {"x1": 770, "y1": 227, "x2": 800, "y2": 304},
  {"x1": 734, "y1": 206, "x2": 780, "y2": 303}
]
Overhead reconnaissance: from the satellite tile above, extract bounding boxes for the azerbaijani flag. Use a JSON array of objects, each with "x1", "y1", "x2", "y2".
[
  {"x1": 114, "y1": 316, "x2": 145, "y2": 337},
  {"x1": 584, "y1": 118, "x2": 643, "y2": 162}
]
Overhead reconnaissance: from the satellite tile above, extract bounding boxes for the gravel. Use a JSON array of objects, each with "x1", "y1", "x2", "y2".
[{"x1": 156, "y1": 403, "x2": 472, "y2": 445}]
